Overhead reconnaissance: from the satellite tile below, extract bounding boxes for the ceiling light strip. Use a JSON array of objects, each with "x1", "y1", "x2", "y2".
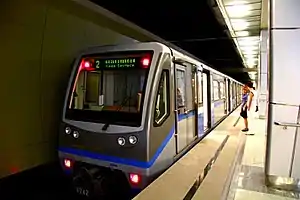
[
  {"x1": 216, "y1": 0, "x2": 261, "y2": 70},
  {"x1": 215, "y1": 0, "x2": 247, "y2": 68}
]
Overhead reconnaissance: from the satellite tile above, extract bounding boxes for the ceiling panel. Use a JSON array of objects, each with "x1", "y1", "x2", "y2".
[{"x1": 214, "y1": 0, "x2": 262, "y2": 81}]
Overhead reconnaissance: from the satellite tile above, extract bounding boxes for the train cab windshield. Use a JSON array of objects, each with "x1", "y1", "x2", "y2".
[{"x1": 65, "y1": 51, "x2": 154, "y2": 127}]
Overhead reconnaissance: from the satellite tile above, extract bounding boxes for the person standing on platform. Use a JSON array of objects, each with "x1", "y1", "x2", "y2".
[
  {"x1": 240, "y1": 86, "x2": 250, "y2": 132},
  {"x1": 240, "y1": 82, "x2": 254, "y2": 134}
]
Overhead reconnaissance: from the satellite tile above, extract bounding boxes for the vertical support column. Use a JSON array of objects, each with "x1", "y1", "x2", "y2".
[
  {"x1": 258, "y1": 30, "x2": 268, "y2": 119},
  {"x1": 266, "y1": 0, "x2": 300, "y2": 190}
]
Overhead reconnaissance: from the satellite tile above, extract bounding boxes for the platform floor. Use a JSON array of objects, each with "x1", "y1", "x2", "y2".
[{"x1": 227, "y1": 113, "x2": 300, "y2": 200}]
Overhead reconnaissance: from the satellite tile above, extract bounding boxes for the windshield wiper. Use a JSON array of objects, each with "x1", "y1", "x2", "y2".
[
  {"x1": 102, "y1": 82, "x2": 134, "y2": 131},
  {"x1": 101, "y1": 96, "x2": 130, "y2": 131}
]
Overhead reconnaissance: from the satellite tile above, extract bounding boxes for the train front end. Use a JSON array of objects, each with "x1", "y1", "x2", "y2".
[{"x1": 58, "y1": 44, "x2": 159, "y2": 198}]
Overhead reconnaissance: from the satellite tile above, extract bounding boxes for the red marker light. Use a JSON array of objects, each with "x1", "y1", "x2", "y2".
[
  {"x1": 64, "y1": 158, "x2": 72, "y2": 169},
  {"x1": 141, "y1": 58, "x2": 150, "y2": 68},
  {"x1": 129, "y1": 173, "x2": 141, "y2": 184},
  {"x1": 84, "y1": 61, "x2": 91, "y2": 68},
  {"x1": 80, "y1": 59, "x2": 95, "y2": 71},
  {"x1": 142, "y1": 58, "x2": 150, "y2": 66}
]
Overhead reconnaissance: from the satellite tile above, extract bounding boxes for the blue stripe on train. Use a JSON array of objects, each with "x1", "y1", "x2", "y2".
[{"x1": 59, "y1": 111, "x2": 204, "y2": 169}]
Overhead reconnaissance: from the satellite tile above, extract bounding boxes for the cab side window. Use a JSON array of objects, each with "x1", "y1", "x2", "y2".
[{"x1": 154, "y1": 70, "x2": 170, "y2": 126}]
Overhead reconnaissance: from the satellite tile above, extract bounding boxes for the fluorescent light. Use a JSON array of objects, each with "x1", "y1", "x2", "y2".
[
  {"x1": 244, "y1": 55, "x2": 258, "y2": 59},
  {"x1": 231, "y1": 19, "x2": 249, "y2": 31},
  {"x1": 243, "y1": 53, "x2": 258, "y2": 58},
  {"x1": 240, "y1": 46, "x2": 259, "y2": 51},
  {"x1": 238, "y1": 36, "x2": 260, "y2": 42},
  {"x1": 245, "y1": 57, "x2": 258, "y2": 61},
  {"x1": 239, "y1": 44, "x2": 259, "y2": 49},
  {"x1": 242, "y1": 49, "x2": 258, "y2": 54},
  {"x1": 227, "y1": 1, "x2": 249, "y2": 6},
  {"x1": 246, "y1": 58, "x2": 258, "y2": 62},
  {"x1": 247, "y1": 64, "x2": 257, "y2": 68},
  {"x1": 238, "y1": 40, "x2": 259, "y2": 45},
  {"x1": 246, "y1": 60, "x2": 258, "y2": 67},
  {"x1": 236, "y1": 31, "x2": 249, "y2": 37},
  {"x1": 245, "y1": 60, "x2": 258, "y2": 65},
  {"x1": 226, "y1": 4, "x2": 251, "y2": 18}
]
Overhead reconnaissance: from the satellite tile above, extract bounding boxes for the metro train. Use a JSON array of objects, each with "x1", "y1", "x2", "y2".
[{"x1": 58, "y1": 42, "x2": 243, "y2": 198}]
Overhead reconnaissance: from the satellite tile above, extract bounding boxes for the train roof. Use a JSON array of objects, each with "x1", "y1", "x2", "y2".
[{"x1": 81, "y1": 42, "x2": 243, "y2": 85}]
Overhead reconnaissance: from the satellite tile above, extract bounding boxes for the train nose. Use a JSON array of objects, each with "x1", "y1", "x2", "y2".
[
  {"x1": 72, "y1": 167, "x2": 131, "y2": 199},
  {"x1": 72, "y1": 167, "x2": 97, "y2": 197}
]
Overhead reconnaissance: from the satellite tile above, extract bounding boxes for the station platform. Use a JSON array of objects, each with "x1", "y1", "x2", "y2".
[
  {"x1": 133, "y1": 107, "x2": 300, "y2": 200},
  {"x1": 228, "y1": 116, "x2": 300, "y2": 200}
]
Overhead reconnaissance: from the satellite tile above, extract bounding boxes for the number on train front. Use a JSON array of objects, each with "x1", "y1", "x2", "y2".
[{"x1": 76, "y1": 187, "x2": 89, "y2": 197}]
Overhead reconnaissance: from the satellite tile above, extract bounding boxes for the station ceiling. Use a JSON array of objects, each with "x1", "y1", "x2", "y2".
[{"x1": 90, "y1": 0, "x2": 256, "y2": 83}]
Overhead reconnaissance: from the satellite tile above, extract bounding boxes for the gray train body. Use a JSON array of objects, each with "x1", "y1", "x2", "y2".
[{"x1": 58, "y1": 42, "x2": 243, "y2": 197}]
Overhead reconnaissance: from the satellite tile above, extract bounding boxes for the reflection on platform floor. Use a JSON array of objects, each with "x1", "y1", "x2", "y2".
[
  {"x1": 227, "y1": 116, "x2": 300, "y2": 200},
  {"x1": 235, "y1": 189, "x2": 297, "y2": 200}
]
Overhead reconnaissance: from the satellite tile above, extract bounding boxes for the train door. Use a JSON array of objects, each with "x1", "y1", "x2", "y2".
[
  {"x1": 235, "y1": 83, "x2": 238, "y2": 106},
  {"x1": 187, "y1": 65, "x2": 197, "y2": 142},
  {"x1": 196, "y1": 69, "x2": 203, "y2": 136},
  {"x1": 174, "y1": 63, "x2": 196, "y2": 153},
  {"x1": 226, "y1": 79, "x2": 231, "y2": 113},
  {"x1": 202, "y1": 71, "x2": 209, "y2": 131}
]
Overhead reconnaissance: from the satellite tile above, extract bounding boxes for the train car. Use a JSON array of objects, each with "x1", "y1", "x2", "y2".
[{"x1": 58, "y1": 42, "x2": 242, "y2": 198}]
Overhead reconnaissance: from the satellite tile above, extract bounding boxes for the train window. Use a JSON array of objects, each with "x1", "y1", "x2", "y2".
[
  {"x1": 219, "y1": 81, "x2": 225, "y2": 98},
  {"x1": 176, "y1": 69, "x2": 186, "y2": 108},
  {"x1": 154, "y1": 70, "x2": 170, "y2": 125},
  {"x1": 67, "y1": 58, "x2": 151, "y2": 126},
  {"x1": 213, "y1": 80, "x2": 220, "y2": 100},
  {"x1": 86, "y1": 72, "x2": 100, "y2": 103},
  {"x1": 197, "y1": 72, "x2": 203, "y2": 104}
]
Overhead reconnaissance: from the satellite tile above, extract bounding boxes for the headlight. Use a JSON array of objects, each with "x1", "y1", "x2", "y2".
[
  {"x1": 65, "y1": 127, "x2": 71, "y2": 134},
  {"x1": 129, "y1": 136, "x2": 138, "y2": 145},
  {"x1": 117, "y1": 137, "x2": 126, "y2": 146},
  {"x1": 73, "y1": 131, "x2": 80, "y2": 139}
]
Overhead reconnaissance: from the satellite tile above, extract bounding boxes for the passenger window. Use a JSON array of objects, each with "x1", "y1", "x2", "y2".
[
  {"x1": 213, "y1": 80, "x2": 220, "y2": 100},
  {"x1": 154, "y1": 70, "x2": 170, "y2": 125},
  {"x1": 176, "y1": 69, "x2": 186, "y2": 108},
  {"x1": 197, "y1": 72, "x2": 202, "y2": 104},
  {"x1": 219, "y1": 81, "x2": 225, "y2": 98}
]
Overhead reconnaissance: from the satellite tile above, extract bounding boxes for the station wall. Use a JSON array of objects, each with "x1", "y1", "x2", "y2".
[{"x1": 0, "y1": 0, "x2": 139, "y2": 178}]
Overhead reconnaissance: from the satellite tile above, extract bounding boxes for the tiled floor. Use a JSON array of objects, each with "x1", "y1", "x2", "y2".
[
  {"x1": 235, "y1": 189, "x2": 297, "y2": 200},
  {"x1": 227, "y1": 115, "x2": 300, "y2": 200}
]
